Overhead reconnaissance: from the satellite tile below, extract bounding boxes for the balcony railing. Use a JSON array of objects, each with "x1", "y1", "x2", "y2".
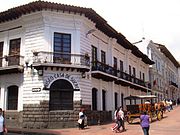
[
  {"x1": 0, "y1": 54, "x2": 24, "y2": 67},
  {"x1": 32, "y1": 51, "x2": 90, "y2": 67},
  {"x1": 169, "y1": 81, "x2": 178, "y2": 88},
  {"x1": 117, "y1": 70, "x2": 146, "y2": 87},
  {"x1": 91, "y1": 61, "x2": 117, "y2": 76},
  {"x1": 91, "y1": 61, "x2": 147, "y2": 88}
]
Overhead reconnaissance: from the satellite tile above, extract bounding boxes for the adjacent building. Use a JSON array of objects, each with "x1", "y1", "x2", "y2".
[
  {"x1": 0, "y1": 1, "x2": 154, "y2": 129},
  {"x1": 147, "y1": 40, "x2": 180, "y2": 101}
]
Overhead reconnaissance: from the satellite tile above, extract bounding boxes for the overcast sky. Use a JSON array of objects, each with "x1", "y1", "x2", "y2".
[{"x1": 1, "y1": 0, "x2": 180, "y2": 61}]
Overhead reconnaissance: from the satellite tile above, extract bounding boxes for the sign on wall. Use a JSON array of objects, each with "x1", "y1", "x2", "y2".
[
  {"x1": 32, "y1": 88, "x2": 41, "y2": 92},
  {"x1": 44, "y1": 73, "x2": 80, "y2": 90}
]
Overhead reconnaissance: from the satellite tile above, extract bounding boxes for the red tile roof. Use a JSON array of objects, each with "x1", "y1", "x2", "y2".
[{"x1": 0, "y1": 1, "x2": 154, "y2": 65}]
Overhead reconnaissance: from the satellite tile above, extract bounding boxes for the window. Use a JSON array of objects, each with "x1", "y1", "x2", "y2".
[
  {"x1": 50, "y1": 79, "x2": 74, "y2": 110},
  {"x1": 9, "y1": 38, "x2": 20, "y2": 55},
  {"x1": 9, "y1": 38, "x2": 21, "y2": 65},
  {"x1": 133, "y1": 67, "x2": 136, "y2": 77},
  {"x1": 7, "y1": 85, "x2": 18, "y2": 110},
  {"x1": 92, "y1": 46, "x2": 97, "y2": 67},
  {"x1": 151, "y1": 53, "x2": 153, "y2": 60},
  {"x1": 92, "y1": 46, "x2": 97, "y2": 62},
  {"x1": 120, "y1": 60, "x2": 123, "y2": 71},
  {"x1": 0, "y1": 42, "x2": 3, "y2": 67},
  {"x1": 129, "y1": 65, "x2": 131, "y2": 75},
  {"x1": 101, "y1": 50, "x2": 106, "y2": 64},
  {"x1": 143, "y1": 73, "x2": 145, "y2": 81},
  {"x1": 155, "y1": 60, "x2": 158, "y2": 69},
  {"x1": 113, "y1": 57, "x2": 117, "y2": 69},
  {"x1": 53, "y1": 33, "x2": 71, "y2": 63},
  {"x1": 92, "y1": 88, "x2": 98, "y2": 110},
  {"x1": 114, "y1": 92, "x2": 118, "y2": 110},
  {"x1": 121, "y1": 93, "x2": 124, "y2": 109},
  {"x1": 102, "y1": 90, "x2": 106, "y2": 111}
]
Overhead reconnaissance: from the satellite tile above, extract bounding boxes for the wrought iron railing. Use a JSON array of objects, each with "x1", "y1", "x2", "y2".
[
  {"x1": 117, "y1": 70, "x2": 146, "y2": 87},
  {"x1": 117, "y1": 70, "x2": 131, "y2": 81},
  {"x1": 32, "y1": 51, "x2": 90, "y2": 67},
  {"x1": 0, "y1": 54, "x2": 24, "y2": 67},
  {"x1": 91, "y1": 61, "x2": 117, "y2": 76},
  {"x1": 169, "y1": 81, "x2": 178, "y2": 88},
  {"x1": 91, "y1": 61, "x2": 147, "y2": 88}
]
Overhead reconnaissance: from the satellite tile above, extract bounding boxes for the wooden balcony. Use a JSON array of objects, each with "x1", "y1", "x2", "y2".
[
  {"x1": 0, "y1": 55, "x2": 24, "y2": 75},
  {"x1": 32, "y1": 51, "x2": 90, "y2": 72}
]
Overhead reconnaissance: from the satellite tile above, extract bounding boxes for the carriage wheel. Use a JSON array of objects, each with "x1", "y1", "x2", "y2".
[
  {"x1": 157, "y1": 111, "x2": 162, "y2": 120},
  {"x1": 127, "y1": 116, "x2": 133, "y2": 124}
]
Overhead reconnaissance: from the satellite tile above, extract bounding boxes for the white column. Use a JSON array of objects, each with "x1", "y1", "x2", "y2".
[
  {"x1": 125, "y1": 50, "x2": 131, "y2": 73},
  {"x1": 98, "y1": 79, "x2": 103, "y2": 110},
  {"x1": 0, "y1": 87, "x2": 5, "y2": 110},
  {"x1": 111, "y1": 82, "x2": 115, "y2": 111}
]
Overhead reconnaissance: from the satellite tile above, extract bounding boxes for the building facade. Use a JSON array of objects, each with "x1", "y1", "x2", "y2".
[
  {"x1": 147, "y1": 40, "x2": 180, "y2": 101},
  {"x1": 0, "y1": 1, "x2": 153, "y2": 129}
]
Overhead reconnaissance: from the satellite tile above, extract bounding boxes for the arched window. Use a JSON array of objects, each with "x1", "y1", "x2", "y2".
[
  {"x1": 7, "y1": 85, "x2": 18, "y2": 110},
  {"x1": 49, "y1": 79, "x2": 74, "y2": 110},
  {"x1": 92, "y1": 88, "x2": 98, "y2": 110}
]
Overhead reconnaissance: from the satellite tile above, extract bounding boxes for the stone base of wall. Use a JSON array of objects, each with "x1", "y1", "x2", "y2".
[
  {"x1": 23, "y1": 100, "x2": 81, "y2": 129},
  {"x1": 5, "y1": 111, "x2": 23, "y2": 128},
  {"x1": 5, "y1": 100, "x2": 112, "y2": 129},
  {"x1": 23, "y1": 100, "x2": 49, "y2": 129}
]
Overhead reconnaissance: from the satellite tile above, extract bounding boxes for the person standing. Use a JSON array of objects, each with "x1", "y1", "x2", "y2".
[
  {"x1": 140, "y1": 111, "x2": 150, "y2": 135},
  {"x1": 78, "y1": 108, "x2": 85, "y2": 130},
  {"x1": 0, "y1": 108, "x2": 7, "y2": 135}
]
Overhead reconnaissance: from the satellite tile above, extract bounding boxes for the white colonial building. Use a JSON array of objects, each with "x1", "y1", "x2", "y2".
[
  {"x1": 147, "y1": 40, "x2": 180, "y2": 101},
  {"x1": 0, "y1": 1, "x2": 154, "y2": 129}
]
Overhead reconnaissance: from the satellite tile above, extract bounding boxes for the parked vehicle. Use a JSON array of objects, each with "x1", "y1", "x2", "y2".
[{"x1": 124, "y1": 95, "x2": 165, "y2": 124}]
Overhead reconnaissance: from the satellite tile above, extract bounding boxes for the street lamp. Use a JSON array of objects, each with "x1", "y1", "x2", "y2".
[{"x1": 132, "y1": 37, "x2": 145, "y2": 45}]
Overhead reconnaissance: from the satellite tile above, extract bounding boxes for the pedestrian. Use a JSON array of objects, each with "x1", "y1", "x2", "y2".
[
  {"x1": 166, "y1": 100, "x2": 171, "y2": 112},
  {"x1": 0, "y1": 108, "x2": 7, "y2": 135},
  {"x1": 169, "y1": 100, "x2": 173, "y2": 110},
  {"x1": 78, "y1": 108, "x2": 85, "y2": 130},
  {"x1": 117, "y1": 106, "x2": 126, "y2": 132},
  {"x1": 140, "y1": 111, "x2": 150, "y2": 135},
  {"x1": 111, "y1": 107, "x2": 120, "y2": 132}
]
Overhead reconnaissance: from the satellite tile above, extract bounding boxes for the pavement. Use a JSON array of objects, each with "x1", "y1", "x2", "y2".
[{"x1": 8, "y1": 105, "x2": 180, "y2": 135}]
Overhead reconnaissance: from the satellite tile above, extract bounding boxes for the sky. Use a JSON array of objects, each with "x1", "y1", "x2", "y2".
[{"x1": 0, "y1": 0, "x2": 180, "y2": 61}]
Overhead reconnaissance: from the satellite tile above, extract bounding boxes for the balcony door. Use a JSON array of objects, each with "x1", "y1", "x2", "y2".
[
  {"x1": 53, "y1": 33, "x2": 71, "y2": 64},
  {"x1": 8, "y1": 38, "x2": 21, "y2": 66}
]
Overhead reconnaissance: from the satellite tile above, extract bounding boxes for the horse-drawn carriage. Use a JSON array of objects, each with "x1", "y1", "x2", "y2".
[{"x1": 124, "y1": 95, "x2": 165, "y2": 124}]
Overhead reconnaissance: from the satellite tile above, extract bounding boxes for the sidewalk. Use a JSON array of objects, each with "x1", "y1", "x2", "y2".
[{"x1": 8, "y1": 105, "x2": 180, "y2": 135}]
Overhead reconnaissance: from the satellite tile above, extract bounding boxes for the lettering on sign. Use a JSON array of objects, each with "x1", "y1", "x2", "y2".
[{"x1": 44, "y1": 73, "x2": 80, "y2": 89}]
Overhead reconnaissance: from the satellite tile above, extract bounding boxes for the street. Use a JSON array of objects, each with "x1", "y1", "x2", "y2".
[
  {"x1": 7, "y1": 105, "x2": 180, "y2": 135},
  {"x1": 55, "y1": 105, "x2": 180, "y2": 135}
]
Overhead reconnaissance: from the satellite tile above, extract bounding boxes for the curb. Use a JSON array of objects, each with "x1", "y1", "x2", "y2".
[{"x1": 7, "y1": 128, "x2": 61, "y2": 135}]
